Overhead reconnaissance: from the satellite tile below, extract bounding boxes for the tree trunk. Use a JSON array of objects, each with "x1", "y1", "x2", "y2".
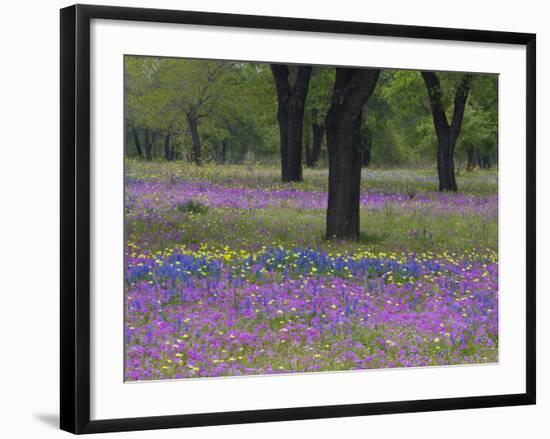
[
  {"x1": 270, "y1": 65, "x2": 312, "y2": 182},
  {"x1": 275, "y1": 90, "x2": 290, "y2": 177},
  {"x1": 132, "y1": 128, "x2": 143, "y2": 158},
  {"x1": 325, "y1": 68, "x2": 380, "y2": 241},
  {"x1": 421, "y1": 72, "x2": 472, "y2": 192},
  {"x1": 326, "y1": 110, "x2": 363, "y2": 240},
  {"x1": 221, "y1": 139, "x2": 227, "y2": 164},
  {"x1": 306, "y1": 121, "x2": 324, "y2": 167},
  {"x1": 360, "y1": 126, "x2": 372, "y2": 167},
  {"x1": 466, "y1": 144, "x2": 476, "y2": 171},
  {"x1": 187, "y1": 114, "x2": 202, "y2": 166},
  {"x1": 143, "y1": 128, "x2": 153, "y2": 160},
  {"x1": 287, "y1": 93, "x2": 307, "y2": 179},
  {"x1": 152, "y1": 132, "x2": 159, "y2": 159},
  {"x1": 164, "y1": 133, "x2": 172, "y2": 161},
  {"x1": 436, "y1": 136, "x2": 457, "y2": 191}
]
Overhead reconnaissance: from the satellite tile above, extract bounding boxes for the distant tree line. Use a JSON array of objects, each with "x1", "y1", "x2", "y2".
[{"x1": 125, "y1": 56, "x2": 498, "y2": 240}]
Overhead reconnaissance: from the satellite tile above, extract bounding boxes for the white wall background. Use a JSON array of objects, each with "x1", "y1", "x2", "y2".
[{"x1": 0, "y1": 0, "x2": 546, "y2": 438}]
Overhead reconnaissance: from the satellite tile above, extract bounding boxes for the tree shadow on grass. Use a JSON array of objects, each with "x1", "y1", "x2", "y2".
[{"x1": 359, "y1": 231, "x2": 387, "y2": 246}]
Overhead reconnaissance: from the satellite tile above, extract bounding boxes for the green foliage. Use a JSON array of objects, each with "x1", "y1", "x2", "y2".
[
  {"x1": 125, "y1": 56, "x2": 498, "y2": 169},
  {"x1": 365, "y1": 70, "x2": 498, "y2": 167},
  {"x1": 125, "y1": 56, "x2": 171, "y2": 131},
  {"x1": 458, "y1": 75, "x2": 498, "y2": 157},
  {"x1": 306, "y1": 67, "x2": 335, "y2": 123},
  {"x1": 366, "y1": 70, "x2": 433, "y2": 166}
]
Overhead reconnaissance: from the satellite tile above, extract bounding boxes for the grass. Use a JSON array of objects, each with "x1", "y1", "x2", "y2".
[
  {"x1": 127, "y1": 160, "x2": 497, "y2": 256},
  {"x1": 129, "y1": 205, "x2": 497, "y2": 255},
  {"x1": 126, "y1": 160, "x2": 498, "y2": 196}
]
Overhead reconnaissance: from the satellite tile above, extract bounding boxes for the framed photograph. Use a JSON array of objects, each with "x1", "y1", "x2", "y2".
[{"x1": 60, "y1": 4, "x2": 536, "y2": 434}]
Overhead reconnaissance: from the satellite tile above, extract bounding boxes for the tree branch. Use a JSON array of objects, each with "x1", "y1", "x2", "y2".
[
  {"x1": 270, "y1": 64, "x2": 291, "y2": 99},
  {"x1": 292, "y1": 66, "x2": 313, "y2": 101},
  {"x1": 450, "y1": 74, "x2": 473, "y2": 142},
  {"x1": 332, "y1": 68, "x2": 380, "y2": 120},
  {"x1": 421, "y1": 71, "x2": 450, "y2": 131}
]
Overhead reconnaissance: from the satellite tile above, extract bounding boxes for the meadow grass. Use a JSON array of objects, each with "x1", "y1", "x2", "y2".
[
  {"x1": 126, "y1": 160, "x2": 498, "y2": 196},
  {"x1": 129, "y1": 205, "x2": 497, "y2": 256},
  {"x1": 127, "y1": 160, "x2": 497, "y2": 256}
]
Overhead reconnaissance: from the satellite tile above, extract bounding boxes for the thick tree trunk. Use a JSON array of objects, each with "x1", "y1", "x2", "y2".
[
  {"x1": 421, "y1": 72, "x2": 472, "y2": 192},
  {"x1": 325, "y1": 68, "x2": 380, "y2": 241},
  {"x1": 164, "y1": 133, "x2": 172, "y2": 161},
  {"x1": 287, "y1": 93, "x2": 308, "y2": 179},
  {"x1": 466, "y1": 144, "x2": 476, "y2": 171},
  {"x1": 143, "y1": 128, "x2": 153, "y2": 160},
  {"x1": 270, "y1": 65, "x2": 312, "y2": 182},
  {"x1": 132, "y1": 128, "x2": 143, "y2": 158},
  {"x1": 275, "y1": 93, "x2": 290, "y2": 178},
  {"x1": 436, "y1": 135, "x2": 457, "y2": 191},
  {"x1": 326, "y1": 110, "x2": 363, "y2": 240},
  {"x1": 187, "y1": 114, "x2": 202, "y2": 166}
]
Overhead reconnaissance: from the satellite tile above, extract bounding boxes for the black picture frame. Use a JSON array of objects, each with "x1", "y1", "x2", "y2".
[{"x1": 60, "y1": 4, "x2": 536, "y2": 434}]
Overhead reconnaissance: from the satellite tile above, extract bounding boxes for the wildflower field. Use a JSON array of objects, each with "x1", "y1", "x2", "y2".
[{"x1": 125, "y1": 161, "x2": 498, "y2": 381}]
